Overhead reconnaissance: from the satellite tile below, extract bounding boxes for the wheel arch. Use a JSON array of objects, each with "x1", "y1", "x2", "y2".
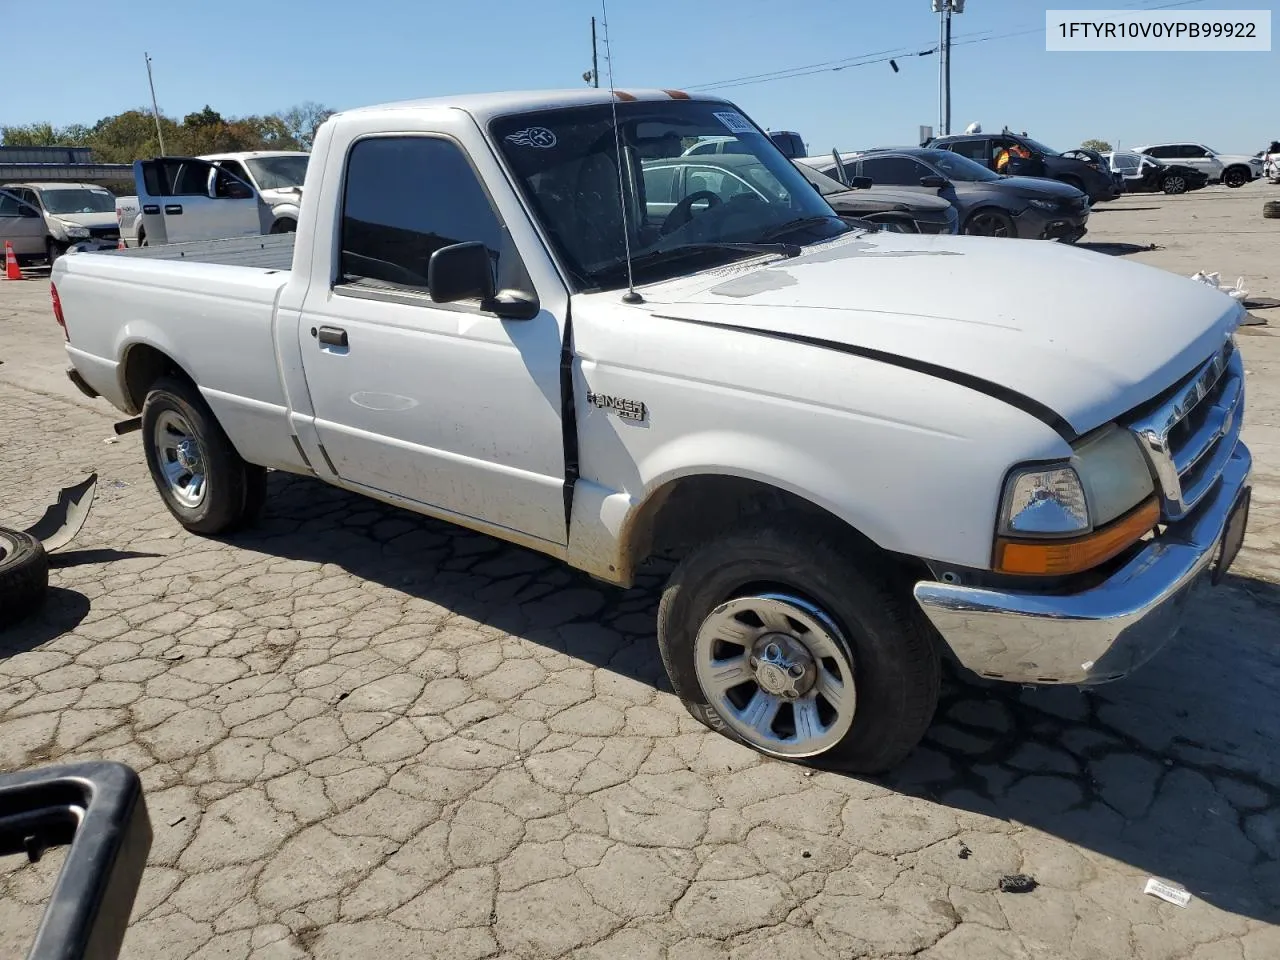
[
  {"x1": 617, "y1": 469, "x2": 918, "y2": 588},
  {"x1": 120, "y1": 342, "x2": 198, "y2": 414}
]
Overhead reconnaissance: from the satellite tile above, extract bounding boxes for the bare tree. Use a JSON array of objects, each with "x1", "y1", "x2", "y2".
[{"x1": 277, "y1": 102, "x2": 336, "y2": 151}]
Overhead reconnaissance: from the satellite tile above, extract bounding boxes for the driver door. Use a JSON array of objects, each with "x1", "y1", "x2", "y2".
[
  {"x1": 136, "y1": 157, "x2": 263, "y2": 244},
  {"x1": 0, "y1": 190, "x2": 45, "y2": 257}
]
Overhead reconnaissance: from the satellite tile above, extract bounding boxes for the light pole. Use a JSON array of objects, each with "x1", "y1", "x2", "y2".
[
  {"x1": 145, "y1": 53, "x2": 166, "y2": 155},
  {"x1": 931, "y1": 0, "x2": 965, "y2": 136}
]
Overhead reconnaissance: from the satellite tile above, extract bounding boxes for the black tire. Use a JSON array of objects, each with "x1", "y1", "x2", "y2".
[
  {"x1": 137, "y1": 228, "x2": 148, "y2": 248},
  {"x1": 1264, "y1": 201, "x2": 1280, "y2": 220},
  {"x1": 657, "y1": 513, "x2": 940, "y2": 773},
  {"x1": 270, "y1": 218, "x2": 297, "y2": 234},
  {"x1": 963, "y1": 208, "x2": 1017, "y2": 239},
  {"x1": 1162, "y1": 174, "x2": 1188, "y2": 195},
  {"x1": 0, "y1": 528, "x2": 49, "y2": 629},
  {"x1": 141, "y1": 376, "x2": 267, "y2": 535},
  {"x1": 45, "y1": 239, "x2": 66, "y2": 266},
  {"x1": 1222, "y1": 166, "x2": 1250, "y2": 189}
]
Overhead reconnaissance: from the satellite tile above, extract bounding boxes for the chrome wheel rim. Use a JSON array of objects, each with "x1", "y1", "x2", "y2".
[
  {"x1": 694, "y1": 593, "x2": 857, "y2": 757},
  {"x1": 154, "y1": 410, "x2": 207, "y2": 509}
]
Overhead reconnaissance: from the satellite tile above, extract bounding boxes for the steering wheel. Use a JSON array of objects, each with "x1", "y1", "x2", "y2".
[{"x1": 661, "y1": 190, "x2": 723, "y2": 235}]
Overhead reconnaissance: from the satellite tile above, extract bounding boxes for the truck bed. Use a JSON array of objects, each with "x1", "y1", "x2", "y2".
[{"x1": 105, "y1": 233, "x2": 295, "y2": 271}]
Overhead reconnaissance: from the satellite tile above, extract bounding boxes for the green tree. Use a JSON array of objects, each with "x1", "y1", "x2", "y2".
[{"x1": 1080, "y1": 139, "x2": 1112, "y2": 153}]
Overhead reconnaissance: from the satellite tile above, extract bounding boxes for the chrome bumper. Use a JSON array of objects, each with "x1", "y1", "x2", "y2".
[{"x1": 913, "y1": 441, "x2": 1252, "y2": 685}]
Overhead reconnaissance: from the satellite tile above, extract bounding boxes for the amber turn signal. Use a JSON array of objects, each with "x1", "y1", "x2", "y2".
[{"x1": 995, "y1": 497, "x2": 1161, "y2": 576}]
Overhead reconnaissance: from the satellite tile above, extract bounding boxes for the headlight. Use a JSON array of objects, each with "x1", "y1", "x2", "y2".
[
  {"x1": 64, "y1": 225, "x2": 90, "y2": 239},
  {"x1": 1000, "y1": 465, "x2": 1089, "y2": 536},
  {"x1": 995, "y1": 427, "x2": 1158, "y2": 576},
  {"x1": 1027, "y1": 199, "x2": 1059, "y2": 211}
]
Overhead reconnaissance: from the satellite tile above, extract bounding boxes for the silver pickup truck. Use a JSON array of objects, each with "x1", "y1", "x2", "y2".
[{"x1": 52, "y1": 89, "x2": 1252, "y2": 773}]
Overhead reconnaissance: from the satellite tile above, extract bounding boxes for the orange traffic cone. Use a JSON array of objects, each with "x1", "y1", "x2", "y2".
[{"x1": 4, "y1": 241, "x2": 22, "y2": 281}]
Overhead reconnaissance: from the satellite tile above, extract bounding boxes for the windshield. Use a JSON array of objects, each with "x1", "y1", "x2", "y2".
[
  {"x1": 245, "y1": 155, "x2": 309, "y2": 190},
  {"x1": 1021, "y1": 137, "x2": 1059, "y2": 157},
  {"x1": 490, "y1": 101, "x2": 847, "y2": 290},
  {"x1": 793, "y1": 162, "x2": 849, "y2": 196},
  {"x1": 39, "y1": 187, "x2": 115, "y2": 214},
  {"x1": 917, "y1": 149, "x2": 1000, "y2": 182}
]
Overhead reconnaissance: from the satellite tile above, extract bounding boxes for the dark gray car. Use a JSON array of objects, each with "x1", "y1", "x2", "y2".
[
  {"x1": 641, "y1": 154, "x2": 958, "y2": 238},
  {"x1": 803, "y1": 148, "x2": 1089, "y2": 241},
  {"x1": 791, "y1": 162, "x2": 958, "y2": 235}
]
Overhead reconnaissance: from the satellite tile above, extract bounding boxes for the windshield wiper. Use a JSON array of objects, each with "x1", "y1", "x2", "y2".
[
  {"x1": 759, "y1": 215, "x2": 842, "y2": 241},
  {"x1": 592, "y1": 241, "x2": 800, "y2": 284}
]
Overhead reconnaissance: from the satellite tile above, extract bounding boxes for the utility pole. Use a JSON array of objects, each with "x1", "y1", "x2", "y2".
[
  {"x1": 145, "y1": 52, "x2": 166, "y2": 155},
  {"x1": 932, "y1": 0, "x2": 965, "y2": 136}
]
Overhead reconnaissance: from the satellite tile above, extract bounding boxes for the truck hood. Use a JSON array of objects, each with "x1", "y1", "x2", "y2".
[
  {"x1": 638, "y1": 231, "x2": 1242, "y2": 436},
  {"x1": 827, "y1": 187, "x2": 952, "y2": 213},
  {"x1": 54, "y1": 211, "x2": 118, "y2": 229}
]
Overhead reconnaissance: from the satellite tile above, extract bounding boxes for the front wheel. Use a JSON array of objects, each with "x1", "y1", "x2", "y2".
[
  {"x1": 270, "y1": 218, "x2": 297, "y2": 234},
  {"x1": 1222, "y1": 167, "x2": 1250, "y2": 188},
  {"x1": 657, "y1": 515, "x2": 940, "y2": 773},
  {"x1": 963, "y1": 208, "x2": 1016, "y2": 238},
  {"x1": 45, "y1": 239, "x2": 66, "y2": 266},
  {"x1": 1163, "y1": 174, "x2": 1188, "y2": 195},
  {"x1": 141, "y1": 376, "x2": 267, "y2": 535}
]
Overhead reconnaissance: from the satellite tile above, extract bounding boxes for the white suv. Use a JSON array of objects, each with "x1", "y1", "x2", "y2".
[{"x1": 1132, "y1": 143, "x2": 1262, "y2": 188}]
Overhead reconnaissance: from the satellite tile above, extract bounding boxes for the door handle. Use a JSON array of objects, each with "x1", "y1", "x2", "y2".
[
  {"x1": 316, "y1": 326, "x2": 348, "y2": 347},
  {"x1": 142, "y1": 204, "x2": 160, "y2": 214},
  {"x1": 164, "y1": 204, "x2": 183, "y2": 215}
]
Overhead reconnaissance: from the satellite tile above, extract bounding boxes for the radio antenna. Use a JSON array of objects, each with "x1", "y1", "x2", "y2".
[{"x1": 600, "y1": 0, "x2": 642, "y2": 304}]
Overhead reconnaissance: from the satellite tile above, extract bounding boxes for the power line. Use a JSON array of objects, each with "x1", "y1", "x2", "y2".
[{"x1": 683, "y1": 0, "x2": 1214, "y2": 93}]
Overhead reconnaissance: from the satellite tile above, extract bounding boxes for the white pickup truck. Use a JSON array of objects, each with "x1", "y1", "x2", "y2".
[{"x1": 52, "y1": 89, "x2": 1252, "y2": 772}]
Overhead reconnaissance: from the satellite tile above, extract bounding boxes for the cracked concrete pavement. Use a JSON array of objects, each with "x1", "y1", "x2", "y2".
[{"x1": 2, "y1": 184, "x2": 1280, "y2": 958}]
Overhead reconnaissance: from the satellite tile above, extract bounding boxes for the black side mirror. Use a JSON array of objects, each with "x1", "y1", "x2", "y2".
[
  {"x1": 429, "y1": 241, "x2": 496, "y2": 304},
  {"x1": 849, "y1": 176, "x2": 874, "y2": 190},
  {"x1": 920, "y1": 175, "x2": 949, "y2": 188},
  {"x1": 428, "y1": 241, "x2": 540, "y2": 320}
]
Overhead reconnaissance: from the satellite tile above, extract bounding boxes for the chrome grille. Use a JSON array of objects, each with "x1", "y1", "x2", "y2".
[{"x1": 1128, "y1": 342, "x2": 1244, "y2": 522}]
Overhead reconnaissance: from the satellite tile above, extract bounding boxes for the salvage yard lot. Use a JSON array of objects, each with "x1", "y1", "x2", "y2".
[{"x1": 2, "y1": 185, "x2": 1280, "y2": 959}]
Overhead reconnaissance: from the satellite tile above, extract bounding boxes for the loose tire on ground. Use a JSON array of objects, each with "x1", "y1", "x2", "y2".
[
  {"x1": 141, "y1": 376, "x2": 268, "y2": 535},
  {"x1": 0, "y1": 528, "x2": 49, "y2": 629},
  {"x1": 657, "y1": 513, "x2": 941, "y2": 773},
  {"x1": 1264, "y1": 201, "x2": 1280, "y2": 220}
]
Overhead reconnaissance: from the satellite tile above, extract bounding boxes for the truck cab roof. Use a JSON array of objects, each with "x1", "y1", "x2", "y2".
[{"x1": 335, "y1": 88, "x2": 730, "y2": 124}]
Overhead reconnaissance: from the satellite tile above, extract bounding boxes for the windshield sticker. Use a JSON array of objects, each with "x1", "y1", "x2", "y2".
[
  {"x1": 505, "y1": 126, "x2": 558, "y2": 149},
  {"x1": 713, "y1": 112, "x2": 757, "y2": 135}
]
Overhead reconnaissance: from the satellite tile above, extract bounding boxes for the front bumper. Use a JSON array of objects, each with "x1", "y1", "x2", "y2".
[{"x1": 913, "y1": 440, "x2": 1251, "y2": 686}]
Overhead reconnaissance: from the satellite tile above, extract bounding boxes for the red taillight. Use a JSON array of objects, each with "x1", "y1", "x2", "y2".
[{"x1": 51, "y1": 283, "x2": 68, "y2": 341}]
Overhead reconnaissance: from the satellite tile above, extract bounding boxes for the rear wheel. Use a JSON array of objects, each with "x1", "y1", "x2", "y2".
[
  {"x1": 269, "y1": 218, "x2": 297, "y2": 234},
  {"x1": 1162, "y1": 174, "x2": 1189, "y2": 195},
  {"x1": 657, "y1": 514, "x2": 940, "y2": 773},
  {"x1": 141, "y1": 376, "x2": 267, "y2": 535},
  {"x1": 963, "y1": 208, "x2": 1016, "y2": 238}
]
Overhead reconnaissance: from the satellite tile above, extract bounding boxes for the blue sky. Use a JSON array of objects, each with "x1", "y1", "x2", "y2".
[{"x1": 9, "y1": 0, "x2": 1274, "y2": 155}]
